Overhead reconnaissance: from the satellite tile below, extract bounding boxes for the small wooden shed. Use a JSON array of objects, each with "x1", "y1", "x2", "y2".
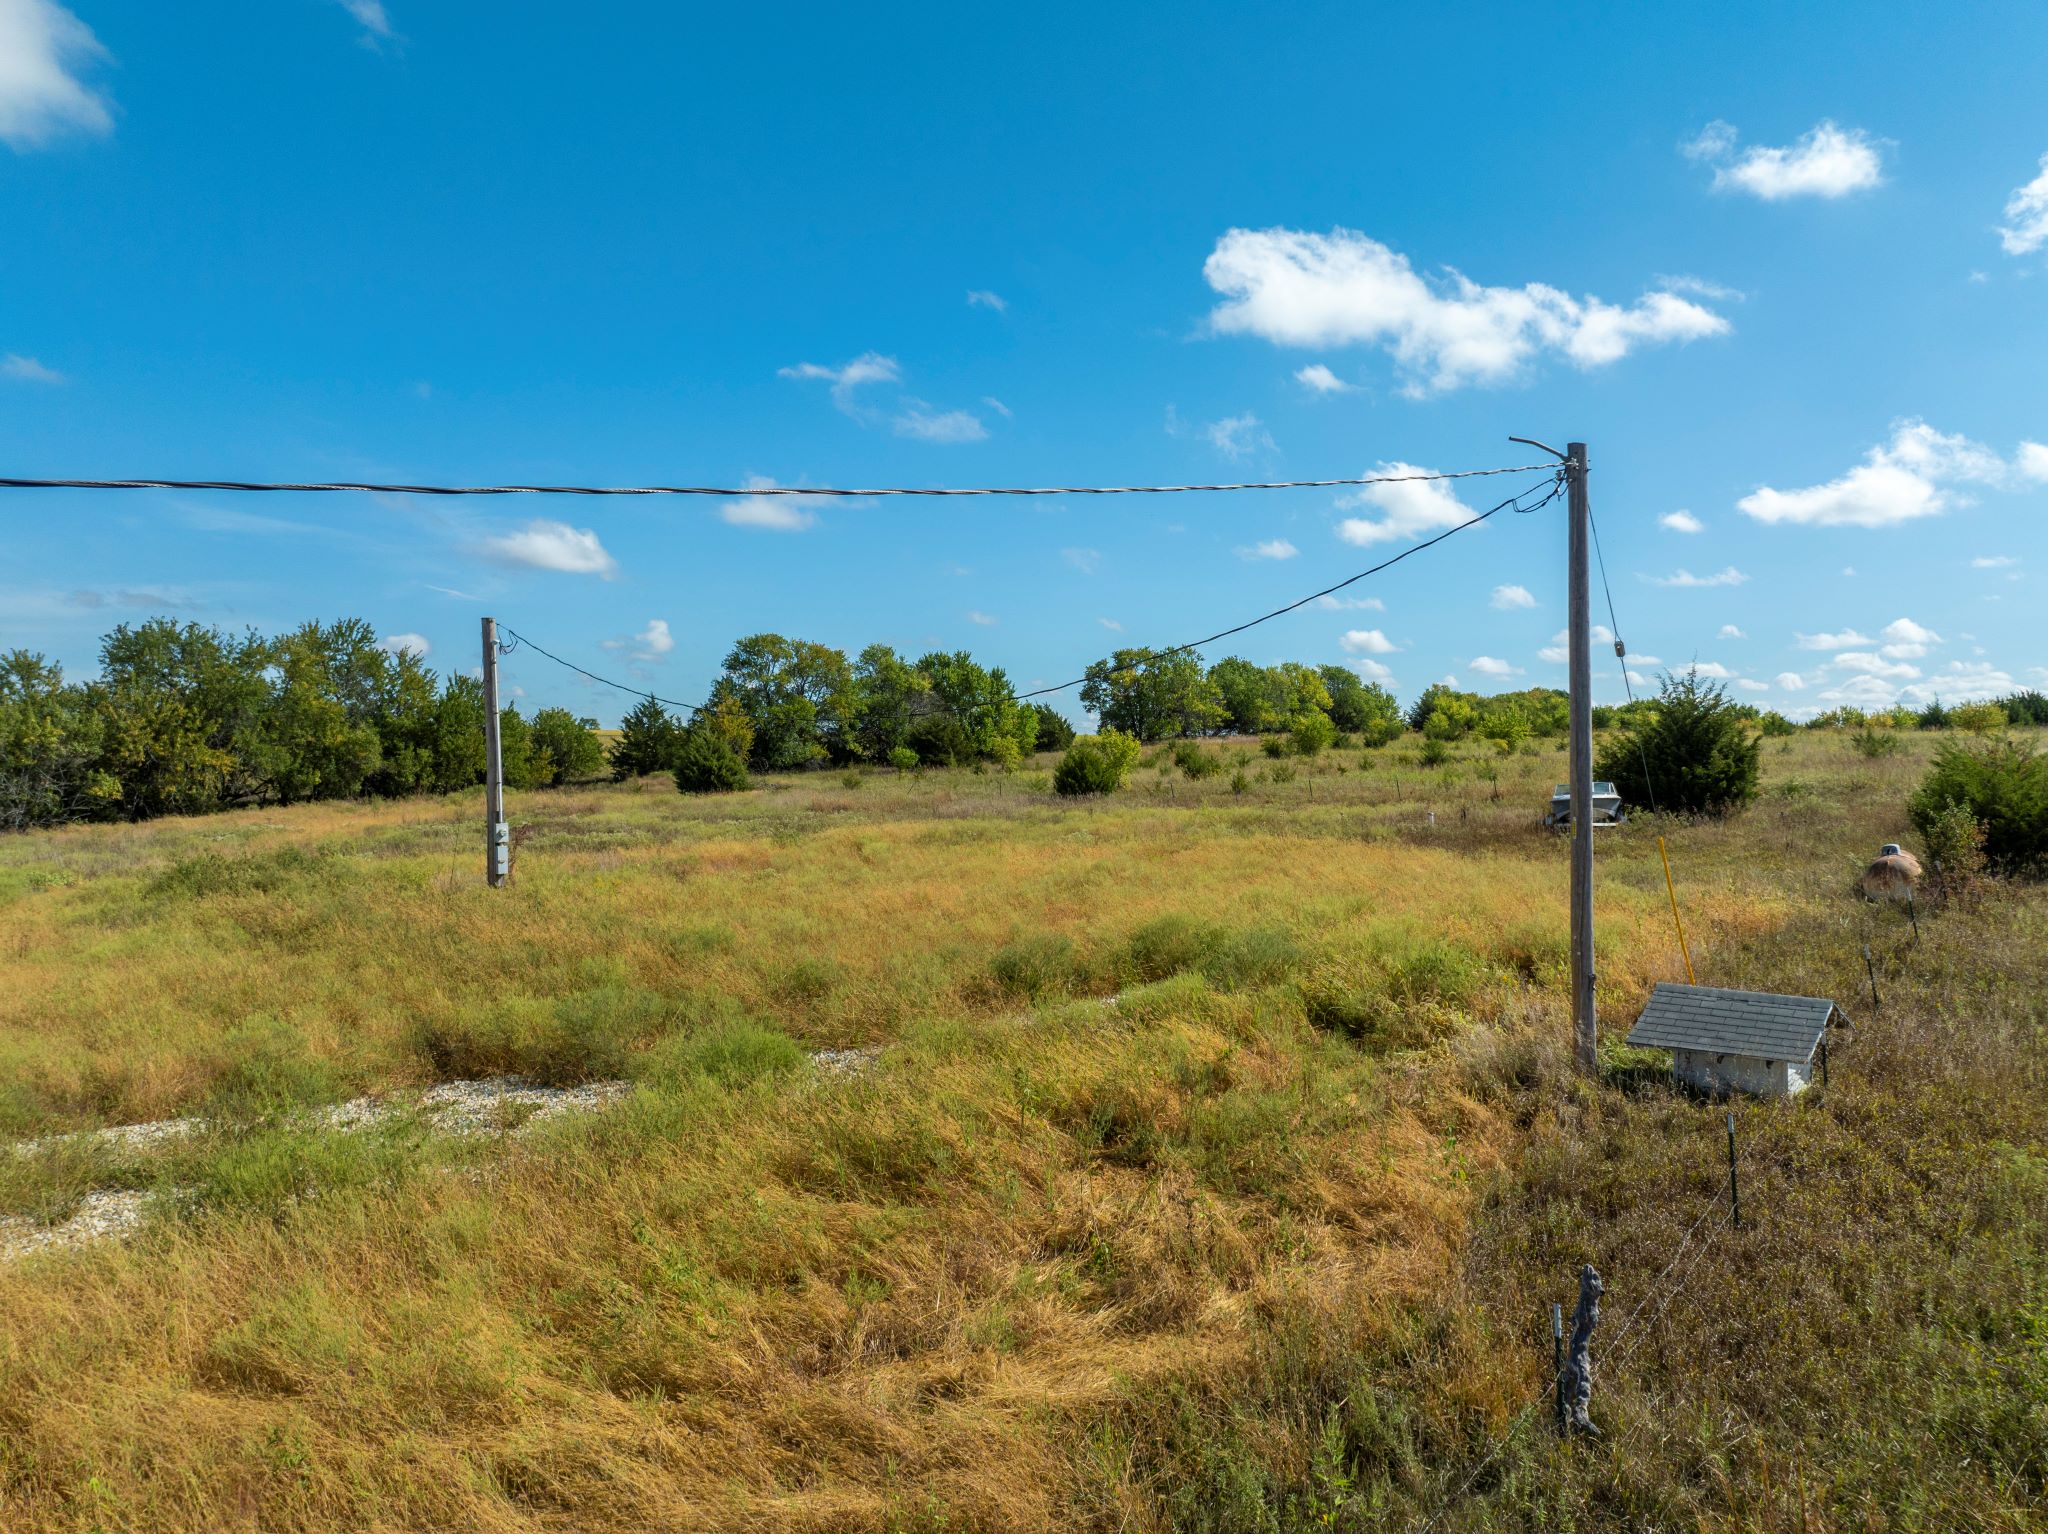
[{"x1": 1625, "y1": 982, "x2": 1844, "y2": 1098}]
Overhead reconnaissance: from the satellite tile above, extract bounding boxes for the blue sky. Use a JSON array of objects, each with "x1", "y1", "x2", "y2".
[{"x1": 2, "y1": 0, "x2": 2044, "y2": 724}]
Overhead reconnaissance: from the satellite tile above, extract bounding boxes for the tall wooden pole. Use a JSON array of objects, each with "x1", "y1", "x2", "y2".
[
  {"x1": 481, "y1": 616, "x2": 507, "y2": 887},
  {"x1": 1567, "y1": 443, "x2": 1597, "y2": 1071}
]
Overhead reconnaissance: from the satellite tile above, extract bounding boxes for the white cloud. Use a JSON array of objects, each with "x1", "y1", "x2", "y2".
[
  {"x1": 1340, "y1": 628, "x2": 1398, "y2": 655},
  {"x1": 2020, "y1": 441, "x2": 2048, "y2": 481},
  {"x1": 1905, "y1": 662, "x2": 2015, "y2": 703},
  {"x1": 1205, "y1": 412, "x2": 1275, "y2": 459},
  {"x1": 1999, "y1": 154, "x2": 2048, "y2": 256},
  {"x1": 1201, "y1": 226, "x2": 1727, "y2": 395},
  {"x1": 339, "y1": 1, "x2": 393, "y2": 42},
  {"x1": 1796, "y1": 630, "x2": 1873, "y2": 650},
  {"x1": 1719, "y1": 624, "x2": 1746, "y2": 639},
  {"x1": 1740, "y1": 420, "x2": 2024, "y2": 529},
  {"x1": 1099, "y1": 617, "x2": 1122, "y2": 632},
  {"x1": 1973, "y1": 554, "x2": 2018, "y2": 569},
  {"x1": 719, "y1": 475, "x2": 823, "y2": 532},
  {"x1": 968, "y1": 610, "x2": 997, "y2": 626},
  {"x1": 1655, "y1": 273, "x2": 1747, "y2": 302},
  {"x1": 966, "y1": 289, "x2": 1007, "y2": 312},
  {"x1": 1336, "y1": 463, "x2": 1474, "y2": 545},
  {"x1": 1469, "y1": 655, "x2": 1522, "y2": 679},
  {"x1": 1660, "y1": 510, "x2": 1704, "y2": 534},
  {"x1": 1062, "y1": 547, "x2": 1102, "y2": 575},
  {"x1": 1630, "y1": 654, "x2": 1664, "y2": 667},
  {"x1": 378, "y1": 632, "x2": 429, "y2": 658},
  {"x1": 1686, "y1": 662, "x2": 1735, "y2": 679},
  {"x1": 1, "y1": 352, "x2": 64, "y2": 383},
  {"x1": 1833, "y1": 652, "x2": 1920, "y2": 679},
  {"x1": 1881, "y1": 617, "x2": 1941, "y2": 646},
  {"x1": 1351, "y1": 658, "x2": 1396, "y2": 683},
  {"x1": 1490, "y1": 583, "x2": 1536, "y2": 610},
  {"x1": 1775, "y1": 672, "x2": 1806, "y2": 692},
  {"x1": 1239, "y1": 538, "x2": 1298, "y2": 561},
  {"x1": 0, "y1": 0, "x2": 112, "y2": 149},
  {"x1": 1734, "y1": 678, "x2": 1769, "y2": 693},
  {"x1": 603, "y1": 618, "x2": 674, "y2": 662},
  {"x1": 893, "y1": 403, "x2": 987, "y2": 443},
  {"x1": 980, "y1": 396, "x2": 1012, "y2": 419},
  {"x1": 1314, "y1": 593, "x2": 1383, "y2": 611},
  {"x1": 1294, "y1": 363, "x2": 1354, "y2": 394},
  {"x1": 1646, "y1": 566, "x2": 1749, "y2": 588},
  {"x1": 1687, "y1": 119, "x2": 1885, "y2": 200},
  {"x1": 1537, "y1": 624, "x2": 1615, "y2": 665},
  {"x1": 778, "y1": 352, "x2": 900, "y2": 413},
  {"x1": 481, "y1": 519, "x2": 618, "y2": 578}
]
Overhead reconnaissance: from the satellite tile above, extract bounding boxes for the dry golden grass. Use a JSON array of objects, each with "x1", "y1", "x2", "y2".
[{"x1": 0, "y1": 730, "x2": 2041, "y2": 1531}]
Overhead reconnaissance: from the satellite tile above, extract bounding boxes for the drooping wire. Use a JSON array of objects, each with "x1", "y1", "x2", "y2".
[
  {"x1": 1586, "y1": 494, "x2": 1661, "y2": 818},
  {"x1": 0, "y1": 463, "x2": 1556, "y2": 500},
  {"x1": 497, "y1": 470, "x2": 1566, "y2": 715}
]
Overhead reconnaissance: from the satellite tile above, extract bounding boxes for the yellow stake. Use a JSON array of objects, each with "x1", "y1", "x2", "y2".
[{"x1": 1658, "y1": 835, "x2": 1696, "y2": 984}]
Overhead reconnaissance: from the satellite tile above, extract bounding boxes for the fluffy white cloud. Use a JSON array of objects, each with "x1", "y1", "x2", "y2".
[
  {"x1": 965, "y1": 289, "x2": 1007, "y2": 312},
  {"x1": 604, "y1": 619, "x2": 674, "y2": 662},
  {"x1": 1775, "y1": 672, "x2": 1807, "y2": 691},
  {"x1": 378, "y1": 632, "x2": 429, "y2": 658},
  {"x1": 1, "y1": 352, "x2": 64, "y2": 383},
  {"x1": 1098, "y1": 617, "x2": 1122, "y2": 632},
  {"x1": 1686, "y1": 119, "x2": 1885, "y2": 200},
  {"x1": 2020, "y1": 441, "x2": 2048, "y2": 481},
  {"x1": 1294, "y1": 363, "x2": 1353, "y2": 394},
  {"x1": 1205, "y1": 412, "x2": 1275, "y2": 459},
  {"x1": 1734, "y1": 678, "x2": 1769, "y2": 693},
  {"x1": 1490, "y1": 583, "x2": 1536, "y2": 610},
  {"x1": 1537, "y1": 624, "x2": 1615, "y2": 665},
  {"x1": 1999, "y1": 154, "x2": 2048, "y2": 256},
  {"x1": 1881, "y1": 617, "x2": 1941, "y2": 646},
  {"x1": 1646, "y1": 566, "x2": 1749, "y2": 587},
  {"x1": 1469, "y1": 655, "x2": 1523, "y2": 679},
  {"x1": 719, "y1": 475, "x2": 823, "y2": 532},
  {"x1": 893, "y1": 404, "x2": 987, "y2": 443},
  {"x1": 1719, "y1": 624, "x2": 1746, "y2": 639},
  {"x1": 1335, "y1": 464, "x2": 1472, "y2": 545},
  {"x1": 0, "y1": 0, "x2": 111, "y2": 149},
  {"x1": 1973, "y1": 554, "x2": 2018, "y2": 569},
  {"x1": 968, "y1": 610, "x2": 997, "y2": 626},
  {"x1": 1314, "y1": 594, "x2": 1383, "y2": 611},
  {"x1": 1201, "y1": 226, "x2": 1727, "y2": 395},
  {"x1": 778, "y1": 352, "x2": 900, "y2": 413},
  {"x1": 1739, "y1": 420, "x2": 2023, "y2": 528},
  {"x1": 1659, "y1": 510, "x2": 1704, "y2": 534},
  {"x1": 1341, "y1": 628, "x2": 1398, "y2": 655},
  {"x1": 1238, "y1": 539, "x2": 1298, "y2": 561},
  {"x1": 482, "y1": 519, "x2": 618, "y2": 578},
  {"x1": 1062, "y1": 547, "x2": 1102, "y2": 575},
  {"x1": 1796, "y1": 629, "x2": 1873, "y2": 650},
  {"x1": 339, "y1": 1, "x2": 393, "y2": 41},
  {"x1": 1903, "y1": 662, "x2": 2015, "y2": 703},
  {"x1": 1351, "y1": 658, "x2": 1396, "y2": 683},
  {"x1": 1834, "y1": 652, "x2": 1920, "y2": 679},
  {"x1": 1690, "y1": 662, "x2": 1734, "y2": 679}
]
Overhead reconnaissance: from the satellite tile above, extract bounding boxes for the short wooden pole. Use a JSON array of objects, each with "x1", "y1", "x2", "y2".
[
  {"x1": 1552, "y1": 1303, "x2": 1567, "y2": 1437},
  {"x1": 1862, "y1": 944, "x2": 1881, "y2": 1012}
]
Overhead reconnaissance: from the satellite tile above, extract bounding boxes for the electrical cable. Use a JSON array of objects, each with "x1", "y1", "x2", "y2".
[{"x1": 0, "y1": 463, "x2": 1556, "y2": 499}]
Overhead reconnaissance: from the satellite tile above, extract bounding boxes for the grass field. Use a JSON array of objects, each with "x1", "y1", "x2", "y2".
[{"x1": 1, "y1": 732, "x2": 2042, "y2": 1530}]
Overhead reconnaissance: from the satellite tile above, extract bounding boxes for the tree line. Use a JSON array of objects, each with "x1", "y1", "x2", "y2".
[{"x1": 0, "y1": 618, "x2": 602, "y2": 830}]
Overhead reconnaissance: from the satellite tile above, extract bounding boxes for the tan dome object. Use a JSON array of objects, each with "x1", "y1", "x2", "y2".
[{"x1": 1861, "y1": 844, "x2": 1922, "y2": 902}]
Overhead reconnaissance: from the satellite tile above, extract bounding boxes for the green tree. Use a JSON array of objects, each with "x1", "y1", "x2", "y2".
[
  {"x1": 0, "y1": 651, "x2": 117, "y2": 830},
  {"x1": 611, "y1": 697, "x2": 682, "y2": 780},
  {"x1": 916, "y1": 650, "x2": 1037, "y2": 759},
  {"x1": 1053, "y1": 730, "x2": 1142, "y2": 795},
  {"x1": 1081, "y1": 650, "x2": 1224, "y2": 741},
  {"x1": 1207, "y1": 657, "x2": 1280, "y2": 735},
  {"x1": 716, "y1": 634, "x2": 858, "y2": 769},
  {"x1": 1595, "y1": 668, "x2": 1761, "y2": 817},
  {"x1": 528, "y1": 708, "x2": 605, "y2": 785},
  {"x1": 89, "y1": 618, "x2": 274, "y2": 818},
  {"x1": 251, "y1": 619, "x2": 385, "y2": 804},
  {"x1": 851, "y1": 644, "x2": 930, "y2": 761},
  {"x1": 1026, "y1": 704, "x2": 1075, "y2": 753},
  {"x1": 1910, "y1": 737, "x2": 2048, "y2": 876},
  {"x1": 1319, "y1": 666, "x2": 1403, "y2": 744},
  {"x1": 674, "y1": 729, "x2": 751, "y2": 793}
]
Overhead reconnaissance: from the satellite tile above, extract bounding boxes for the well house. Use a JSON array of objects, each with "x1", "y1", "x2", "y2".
[{"x1": 1625, "y1": 982, "x2": 1844, "y2": 1098}]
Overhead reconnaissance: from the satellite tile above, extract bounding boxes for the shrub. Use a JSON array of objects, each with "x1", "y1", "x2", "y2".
[
  {"x1": 1596, "y1": 668, "x2": 1759, "y2": 817},
  {"x1": 888, "y1": 746, "x2": 920, "y2": 772},
  {"x1": 2000, "y1": 689, "x2": 2048, "y2": 727},
  {"x1": 1053, "y1": 730, "x2": 1141, "y2": 796},
  {"x1": 1027, "y1": 704, "x2": 1076, "y2": 752},
  {"x1": 1850, "y1": 726, "x2": 1902, "y2": 759},
  {"x1": 1758, "y1": 710, "x2": 1798, "y2": 738},
  {"x1": 528, "y1": 707, "x2": 606, "y2": 785},
  {"x1": 908, "y1": 714, "x2": 972, "y2": 767},
  {"x1": 1917, "y1": 797, "x2": 1988, "y2": 906},
  {"x1": 1289, "y1": 711, "x2": 1337, "y2": 757},
  {"x1": 1951, "y1": 701, "x2": 2008, "y2": 735},
  {"x1": 1418, "y1": 738, "x2": 1451, "y2": 768},
  {"x1": 673, "y1": 731, "x2": 751, "y2": 794},
  {"x1": 1229, "y1": 769, "x2": 1249, "y2": 795},
  {"x1": 1909, "y1": 737, "x2": 2048, "y2": 875},
  {"x1": 1173, "y1": 740, "x2": 1223, "y2": 779},
  {"x1": 1916, "y1": 698, "x2": 1950, "y2": 730}
]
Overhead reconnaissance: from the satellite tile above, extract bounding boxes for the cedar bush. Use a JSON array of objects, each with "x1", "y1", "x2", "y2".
[
  {"x1": 1596, "y1": 667, "x2": 1759, "y2": 816},
  {"x1": 1910, "y1": 737, "x2": 2048, "y2": 876},
  {"x1": 1053, "y1": 730, "x2": 1141, "y2": 796},
  {"x1": 1027, "y1": 704, "x2": 1076, "y2": 753},
  {"x1": 673, "y1": 730, "x2": 751, "y2": 794}
]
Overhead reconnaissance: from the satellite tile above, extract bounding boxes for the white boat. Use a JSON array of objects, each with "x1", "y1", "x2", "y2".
[{"x1": 1545, "y1": 781, "x2": 1623, "y2": 827}]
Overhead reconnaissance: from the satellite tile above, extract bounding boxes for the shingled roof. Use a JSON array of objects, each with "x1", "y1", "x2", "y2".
[{"x1": 1625, "y1": 982, "x2": 1840, "y2": 1063}]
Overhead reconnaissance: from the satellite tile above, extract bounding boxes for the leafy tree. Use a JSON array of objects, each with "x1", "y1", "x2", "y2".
[
  {"x1": 252, "y1": 619, "x2": 384, "y2": 803},
  {"x1": 1916, "y1": 698, "x2": 1950, "y2": 730},
  {"x1": 1081, "y1": 650, "x2": 1224, "y2": 741},
  {"x1": 1757, "y1": 710, "x2": 1797, "y2": 738},
  {"x1": 611, "y1": 697, "x2": 682, "y2": 780},
  {"x1": 674, "y1": 730, "x2": 751, "y2": 793},
  {"x1": 716, "y1": 634, "x2": 858, "y2": 769},
  {"x1": 528, "y1": 708, "x2": 605, "y2": 785},
  {"x1": 425, "y1": 676, "x2": 488, "y2": 793},
  {"x1": 916, "y1": 650, "x2": 1036, "y2": 759},
  {"x1": 89, "y1": 619, "x2": 274, "y2": 818},
  {"x1": 1289, "y1": 710, "x2": 1337, "y2": 756},
  {"x1": 1595, "y1": 668, "x2": 1760, "y2": 817},
  {"x1": 497, "y1": 708, "x2": 547, "y2": 790},
  {"x1": 1952, "y1": 701, "x2": 2008, "y2": 735},
  {"x1": 2000, "y1": 690, "x2": 2048, "y2": 727},
  {"x1": 1319, "y1": 666, "x2": 1404, "y2": 744},
  {"x1": 851, "y1": 644, "x2": 929, "y2": 761},
  {"x1": 1407, "y1": 682, "x2": 1457, "y2": 734},
  {"x1": 1208, "y1": 657, "x2": 1280, "y2": 735},
  {"x1": 0, "y1": 651, "x2": 116, "y2": 830},
  {"x1": 1910, "y1": 737, "x2": 2048, "y2": 875}
]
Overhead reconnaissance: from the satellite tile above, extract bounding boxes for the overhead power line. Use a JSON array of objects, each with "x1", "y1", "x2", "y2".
[
  {"x1": 498, "y1": 469, "x2": 1565, "y2": 713},
  {"x1": 0, "y1": 463, "x2": 1555, "y2": 499}
]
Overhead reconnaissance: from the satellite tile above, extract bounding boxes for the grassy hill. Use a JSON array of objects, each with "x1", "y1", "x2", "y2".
[{"x1": 0, "y1": 732, "x2": 2041, "y2": 1530}]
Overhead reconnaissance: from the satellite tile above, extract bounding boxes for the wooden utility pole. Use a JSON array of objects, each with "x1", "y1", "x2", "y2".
[
  {"x1": 1566, "y1": 442, "x2": 1597, "y2": 1071},
  {"x1": 481, "y1": 616, "x2": 508, "y2": 887}
]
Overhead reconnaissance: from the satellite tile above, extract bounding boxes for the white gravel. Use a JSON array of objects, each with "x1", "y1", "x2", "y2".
[{"x1": 0, "y1": 1190, "x2": 155, "y2": 1261}]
